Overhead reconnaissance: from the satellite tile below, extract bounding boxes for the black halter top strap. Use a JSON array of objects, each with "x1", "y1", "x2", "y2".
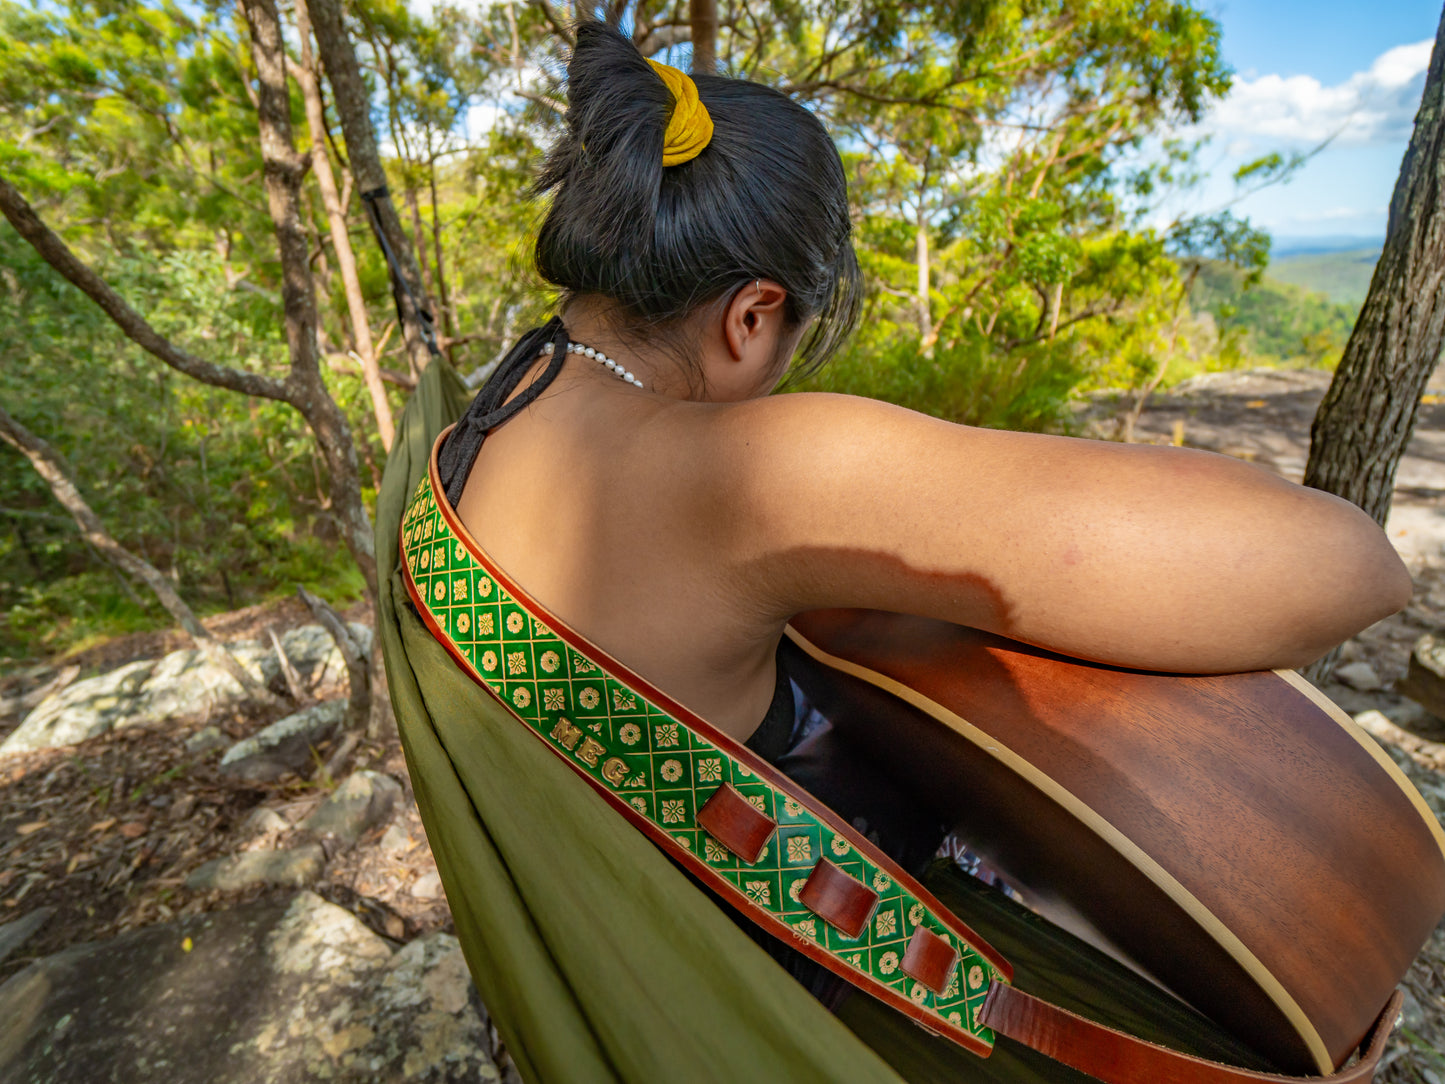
[{"x1": 436, "y1": 317, "x2": 570, "y2": 508}]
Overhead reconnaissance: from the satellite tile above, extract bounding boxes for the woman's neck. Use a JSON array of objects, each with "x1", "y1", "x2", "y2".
[{"x1": 560, "y1": 297, "x2": 697, "y2": 399}]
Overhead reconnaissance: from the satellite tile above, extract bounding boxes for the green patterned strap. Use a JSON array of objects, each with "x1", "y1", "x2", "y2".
[{"x1": 401, "y1": 448, "x2": 1009, "y2": 1055}]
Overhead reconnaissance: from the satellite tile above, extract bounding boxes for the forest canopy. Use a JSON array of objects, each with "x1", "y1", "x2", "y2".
[{"x1": 0, "y1": 0, "x2": 1346, "y2": 662}]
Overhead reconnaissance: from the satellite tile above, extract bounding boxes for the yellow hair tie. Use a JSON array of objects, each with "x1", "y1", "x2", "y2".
[{"x1": 647, "y1": 58, "x2": 713, "y2": 167}]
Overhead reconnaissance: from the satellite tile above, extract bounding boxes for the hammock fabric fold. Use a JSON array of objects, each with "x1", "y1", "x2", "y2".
[{"x1": 376, "y1": 358, "x2": 1280, "y2": 1083}]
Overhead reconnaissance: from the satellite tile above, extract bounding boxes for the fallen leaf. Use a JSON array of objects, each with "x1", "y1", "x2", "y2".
[
  {"x1": 181, "y1": 936, "x2": 193, "y2": 953},
  {"x1": 383, "y1": 914, "x2": 405, "y2": 939},
  {"x1": 15, "y1": 822, "x2": 47, "y2": 836},
  {"x1": 118, "y1": 822, "x2": 148, "y2": 839},
  {"x1": 1245, "y1": 399, "x2": 1267, "y2": 408},
  {"x1": 89, "y1": 818, "x2": 117, "y2": 834},
  {"x1": 66, "y1": 852, "x2": 92, "y2": 875}
]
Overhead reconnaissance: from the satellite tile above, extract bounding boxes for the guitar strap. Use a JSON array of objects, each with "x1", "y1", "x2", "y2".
[{"x1": 400, "y1": 436, "x2": 1398, "y2": 1084}]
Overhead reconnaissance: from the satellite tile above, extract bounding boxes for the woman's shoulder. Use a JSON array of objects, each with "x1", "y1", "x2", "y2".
[
  {"x1": 678, "y1": 390, "x2": 961, "y2": 477},
  {"x1": 671, "y1": 389, "x2": 1409, "y2": 675}
]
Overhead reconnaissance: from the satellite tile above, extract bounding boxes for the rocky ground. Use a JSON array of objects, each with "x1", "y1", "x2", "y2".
[
  {"x1": 0, "y1": 606, "x2": 519, "y2": 1083},
  {"x1": 1, "y1": 368, "x2": 1444, "y2": 1082}
]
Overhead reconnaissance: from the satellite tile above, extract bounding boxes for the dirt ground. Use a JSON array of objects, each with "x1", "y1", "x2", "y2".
[{"x1": 4, "y1": 370, "x2": 1445, "y2": 1080}]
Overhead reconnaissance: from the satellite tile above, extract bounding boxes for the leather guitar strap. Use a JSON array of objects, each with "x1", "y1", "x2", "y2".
[
  {"x1": 401, "y1": 444, "x2": 1400, "y2": 1084},
  {"x1": 979, "y1": 984, "x2": 1399, "y2": 1084}
]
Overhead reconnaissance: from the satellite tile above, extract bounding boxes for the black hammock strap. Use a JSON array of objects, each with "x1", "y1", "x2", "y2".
[{"x1": 360, "y1": 184, "x2": 443, "y2": 361}]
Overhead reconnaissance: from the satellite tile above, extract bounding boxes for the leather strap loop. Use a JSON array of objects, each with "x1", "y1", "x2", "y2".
[
  {"x1": 799, "y1": 858, "x2": 879, "y2": 939},
  {"x1": 979, "y1": 983, "x2": 1401, "y2": 1084},
  {"x1": 696, "y1": 782, "x2": 776, "y2": 864},
  {"x1": 901, "y1": 925, "x2": 960, "y2": 996}
]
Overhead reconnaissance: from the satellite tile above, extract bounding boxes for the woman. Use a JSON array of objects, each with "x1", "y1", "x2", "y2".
[
  {"x1": 445, "y1": 24, "x2": 1407, "y2": 741},
  {"x1": 389, "y1": 18, "x2": 1413, "y2": 1083}
]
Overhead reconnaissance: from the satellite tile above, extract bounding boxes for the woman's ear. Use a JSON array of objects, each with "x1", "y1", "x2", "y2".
[{"x1": 722, "y1": 279, "x2": 789, "y2": 363}]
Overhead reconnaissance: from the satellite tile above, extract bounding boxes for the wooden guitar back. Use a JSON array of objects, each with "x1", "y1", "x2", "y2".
[{"x1": 784, "y1": 610, "x2": 1445, "y2": 1075}]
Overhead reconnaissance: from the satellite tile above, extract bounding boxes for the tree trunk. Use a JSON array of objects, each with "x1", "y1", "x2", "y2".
[
  {"x1": 298, "y1": 587, "x2": 371, "y2": 736},
  {"x1": 242, "y1": 0, "x2": 377, "y2": 591},
  {"x1": 404, "y1": 182, "x2": 435, "y2": 303},
  {"x1": 0, "y1": 406, "x2": 280, "y2": 708},
  {"x1": 690, "y1": 0, "x2": 717, "y2": 75},
  {"x1": 241, "y1": 0, "x2": 378, "y2": 727},
  {"x1": 427, "y1": 162, "x2": 456, "y2": 357},
  {"x1": 1303, "y1": 6, "x2": 1445, "y2": 528},
  {"x1": 294, "y1": 0, "x2": 395, "y2": 452},
  {"x1": 916, "y1": 219, "x2": 931, "y2": 344},
  {"x1": 307, "y1": 0, "x2": 437, "y2": 378}
]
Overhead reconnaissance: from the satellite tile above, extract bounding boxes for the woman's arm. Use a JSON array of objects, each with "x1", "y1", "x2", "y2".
[{"x1": 693, "y1": 392, "x2": 1412, "y2": 673}]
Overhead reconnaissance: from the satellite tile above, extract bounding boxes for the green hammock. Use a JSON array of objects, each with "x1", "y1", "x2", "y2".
[{"x1": 376, "y1": 357, "x2": 1271, "y2": 1083}]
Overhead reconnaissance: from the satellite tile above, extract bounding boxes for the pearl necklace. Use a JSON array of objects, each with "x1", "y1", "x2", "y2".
[{"x1": 540, "y1": 341, "x2": 645, "y2": 388}]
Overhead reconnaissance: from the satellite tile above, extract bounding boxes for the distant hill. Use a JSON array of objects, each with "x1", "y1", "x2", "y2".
[
  {"x1": 1269, "y1": 234, "x2": 1381, "y2": 258},
  {"x1": 1268, "y1": 248, "x2": 1380, "y2": 309}
]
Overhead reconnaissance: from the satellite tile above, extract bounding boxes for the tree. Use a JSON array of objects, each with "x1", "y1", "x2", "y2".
[
  {"x1": 0, "y1": 0, "x2": 381, "y2": 729},
  {"x1": 308, "y1": 0, "x2": 440, "y2": 380},
  {"x1": 0, "y1": 405, "x2": 279, "y2": 708},
  {"x1": 1303, "y1": 5, "x2": 1445, "y2": 529}
]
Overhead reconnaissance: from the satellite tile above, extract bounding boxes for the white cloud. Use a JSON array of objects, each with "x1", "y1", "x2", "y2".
[{"x1": 1203, "y1": 39, "x2": 1432, "y2": 149}]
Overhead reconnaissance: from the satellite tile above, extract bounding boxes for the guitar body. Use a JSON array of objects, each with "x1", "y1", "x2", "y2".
[{"x1": 784, "y1": 609, "x2": 1445, "y2": 1076}]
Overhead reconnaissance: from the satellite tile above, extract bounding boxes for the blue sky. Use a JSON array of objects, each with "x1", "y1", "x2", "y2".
[{"x1": 1182, "y1": 0, "x2": 1442, "y2": 242}]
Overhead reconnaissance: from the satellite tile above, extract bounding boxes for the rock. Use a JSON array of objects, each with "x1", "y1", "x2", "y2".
[
  {"x1": 1333, "y1": 661, "x2": 1382, "y2": 692},
  {"x1": 283, "y1": 622, "x2": 374, "y2": 691},
  {"x1": 1352, "y1": 709, "x2": 1400, "y2": 744},
  {"x1": 1401, "y1": 985, "x2": 1428, "y2": 1033},
  {"x1": 241, "y1": 807, "x2": 291, "y2": 839},
  {"x1": 299, "y1": 771, "x2": 402, "y2": 848},
  {"x1": 0, "y1": 623, "x2": 375, "y2": 757},
  {"x1": 378, "y1": 823, "x2": 413, "y2": 855},
  {"x1": 0, "y1": 665, "x2": 79, "y2": 724},
  {"x1": 125, "y1": 644, "x2": 267, "y2": 730},
  {"x1": 0, "y1": 892, "x2": 499, "y2": 1083},
  {"x1": 1, "y1": 660, "x2": 156, "y2": 754},
  {"x1": 219, "y1": 700, "x2": 346, "y2": 782},
  {"x1": 185, "y1": 845, "x2": 326, "y2": 891},
  {"x1": 1399, "y1": 632, "x2": 1445, "y2": 720},
  {"x1": 184, "y1": 725, "x2": 228, "y2": 754},
  {"x1": 1357, "y1": 712, "x2": 1445, "y2": 824},
  {"x1": 1382, "y1": 699, "x2": 1434, "y2": 729},
  {"x1": 0, "y1": 907, "x2": 53, "y2": 967},
  {"x1": 409, "y1": 872, "x2": 444, "y2": 901}
]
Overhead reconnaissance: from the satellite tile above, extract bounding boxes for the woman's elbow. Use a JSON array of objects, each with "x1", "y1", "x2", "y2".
[{"x1": 1279, "y1": 503, "x2": 1412, "y2": 668}]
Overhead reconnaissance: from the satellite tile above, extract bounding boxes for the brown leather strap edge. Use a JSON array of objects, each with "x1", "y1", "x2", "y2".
[{"x1": 979, "y1": 982, "x2": 1401, "y2": 1084}]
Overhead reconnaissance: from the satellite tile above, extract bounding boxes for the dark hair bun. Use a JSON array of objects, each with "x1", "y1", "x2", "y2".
[{"x1": 533, "y1": 19, "x2": 860, "y2": 373}]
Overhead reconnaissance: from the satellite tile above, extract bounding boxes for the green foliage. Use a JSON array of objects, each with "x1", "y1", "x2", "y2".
[
  {"x1": 0, "y1": 224, "x2": 364, "y2": 663},
  {"x1": 793, "y1": 325, "x2": 1087, "y2": 432},
  {"x1": 1189, "y1": 260, "x2": 1356, "y2": 367}
]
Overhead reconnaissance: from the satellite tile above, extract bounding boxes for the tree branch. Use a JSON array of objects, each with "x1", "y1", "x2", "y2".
[
  {"x1": 0, "y1": 405, "x2": 281, "y2": 708},
  {"x1": 0, "y1": 176, "x2": 290, "y2": 402}
]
